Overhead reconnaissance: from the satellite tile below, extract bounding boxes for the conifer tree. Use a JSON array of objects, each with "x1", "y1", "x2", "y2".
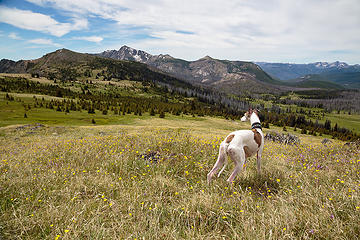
[{"x1": 150, "y1": 108, "x2": 155, "y2": 116}]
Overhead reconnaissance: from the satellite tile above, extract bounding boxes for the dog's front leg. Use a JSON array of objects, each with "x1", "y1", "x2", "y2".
[
  {"x1": 256, "y1": 152, "x2": 261, "y2": 175},
  {"x1": 256, "y1": 146, "x2": 263, "y2": 175}
]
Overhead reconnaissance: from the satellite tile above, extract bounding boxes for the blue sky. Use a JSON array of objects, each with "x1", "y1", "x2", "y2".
[{"x1": 0, "y1": 0, "x2": 359, "y2": 64}]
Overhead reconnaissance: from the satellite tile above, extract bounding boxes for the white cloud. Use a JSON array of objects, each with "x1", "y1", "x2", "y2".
[
  {"x1": 73, "y1": 36, "x2": 103, "y2": 43},
  {"x1": 0, "y1": 6, "x2": 87, "y2": 37},
  {"x1": 25, "y1": 0, "x2": 360, "y2": 63},
  {"x1": 28, "y1": 38, "x2": 61, "y2": 47},
  {"x1": 8, "y1": 32, "x2": 22, "y2": 40}
]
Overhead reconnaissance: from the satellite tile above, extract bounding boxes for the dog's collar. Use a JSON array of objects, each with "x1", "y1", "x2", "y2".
[{"x1": 251, "y1": 122, "x2": 262, "y2": 130}]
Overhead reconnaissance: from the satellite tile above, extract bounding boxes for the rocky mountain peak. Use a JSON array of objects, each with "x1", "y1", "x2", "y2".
[
  {"x1": 157, "y1": 54, "x2": 174, "y2": 59},
  {"x1": 199, "y1": 55, "x2": 213, "y2": 61},
  {"x1": 98, "y1": 45, "x2": 151, "y2": 63},
  {"x1": 313, "y1": 61, "x2": 349, "y2": 69}
]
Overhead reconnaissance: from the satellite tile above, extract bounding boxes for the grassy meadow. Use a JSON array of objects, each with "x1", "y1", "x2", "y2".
[
  {"x1": 1, "y1": 73, "x2": 360, "y2": 239},
  {"x1": 1, "y1": 117, "x2": 359, "y2": 239}
]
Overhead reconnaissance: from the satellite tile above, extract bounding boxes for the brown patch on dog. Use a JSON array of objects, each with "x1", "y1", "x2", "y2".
[
  {"x1": 225, "y1": 134, "x2": 235, "y2": 143},
  {"x1": 243, "y1": 146, "x2": 251, "y2": 158},
  {"x1": 252, "y1": 129, "x2": 262, "y2": 147}
]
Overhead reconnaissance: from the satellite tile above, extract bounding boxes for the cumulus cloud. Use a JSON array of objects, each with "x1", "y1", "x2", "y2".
[
  {"x1": 0, "y1": 6, "x2": 88, "y2": 37},
  {"x1": 28, "y1": 38, "x2": 61, "y2": 47},
  {"x1": 8, "y1": 32, "x2": 22, "y2": 40},
  {"x1": 24, "y1": 0, "x2": 360, "y2": 62},
  {"x1": 73, "y1": 36, "x2": 103, "y2": 43}
]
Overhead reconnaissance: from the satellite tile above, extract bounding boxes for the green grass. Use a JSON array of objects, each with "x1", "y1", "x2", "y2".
[
  {"x1": 325, "y1": 112, "x2": 360, "y2": 134},
  {"x1": 248, "y1": 94, "x2": 360, "y2": 135},
  {"x1": 0, "y1": 124, "x2": 359, "y2": 239},
  {"x1": 0, "y1": 91, "x2": 220, "y2": 129},
  {"x1": 0, "y1": 92, "x2": 135, "y2": 126}
]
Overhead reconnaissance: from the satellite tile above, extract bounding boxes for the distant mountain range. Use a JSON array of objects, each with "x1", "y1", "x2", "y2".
[
  {"x1": 256, "y1": 61, "x2": 360, "y2": 80},
  {"x1": 1, "y1": 46, "x2": 359, "y2": 93},
  {"x1": 97, "y1": 46, "x2": 285, "y2": 94},
  {"x1": 256, "y1": 61, "x2": 360, "y2": 89},
  {"x1": 98, "y1": 46, "x2": 359, "y2": 90}
]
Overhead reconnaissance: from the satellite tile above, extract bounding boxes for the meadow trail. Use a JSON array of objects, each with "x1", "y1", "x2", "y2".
[{"x1": 0, "y1": 125, "x2": 359, "y2": 239}]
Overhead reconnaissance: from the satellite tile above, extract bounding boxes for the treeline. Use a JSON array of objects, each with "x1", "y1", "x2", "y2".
[
  {"x1": 276, "y1": 90, "x2": 360, "y2": 113},
  {"x1": 27, "y1": 53, "x2": 252, "y2": 115},
  {"x1": 261, "y1": 112, "x2": 359, "y2": 141},
  {"x1": 0, "y1": 77, "x2": 247, "y2": 120},
  {"x1": 90, "y1": 58, "x2": 251, "y2": 113},
  {"x1": 1, "y1": 77, "x2": 358, "y2": 141},
  {"x1": 88, "y1": 58, "x2": 194, "y2": 89}
]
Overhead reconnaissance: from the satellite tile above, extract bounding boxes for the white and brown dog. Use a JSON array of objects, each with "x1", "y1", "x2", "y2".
[{"x1": 207, "y1": 109, "x2": 264, "y2": 184}]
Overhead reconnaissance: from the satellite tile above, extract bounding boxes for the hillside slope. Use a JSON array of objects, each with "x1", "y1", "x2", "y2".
[
  {"x1": 316, "y1": 72, "x2": 360, "y2": 89},
  {"x1": 283, "y1": 72, "x2": 360, "y2": 89},
  {"x1": 98, "y1": 46, "x2": 284, "y2": 94},
  {"x1": 0, "y1": 49, "x2": 196, "y2": 89}
]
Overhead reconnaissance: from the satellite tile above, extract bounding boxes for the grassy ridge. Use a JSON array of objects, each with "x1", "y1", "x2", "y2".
[{"x1": 1, "y1": 124, "x2": 359, "y2": 239}]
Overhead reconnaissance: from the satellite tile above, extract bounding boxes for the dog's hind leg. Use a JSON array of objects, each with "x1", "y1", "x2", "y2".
[
  {"x1": 217, "y1": 157, "x2": 227, "y2": 178},
  {"x1": 226, "y1": 146, "x2": 246, "y2": 183},
  {"x1": 207, "y1": 142, "x2": 226, "y2": 184}
]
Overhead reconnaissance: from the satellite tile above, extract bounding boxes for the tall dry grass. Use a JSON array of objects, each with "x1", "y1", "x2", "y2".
[{"x1": 0, "y1": 127, "x2": 359, "y2": 239}]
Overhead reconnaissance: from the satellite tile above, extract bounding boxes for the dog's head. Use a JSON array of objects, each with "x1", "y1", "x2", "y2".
[
  {"x1": 241, "y1": 108, "x2": 259, "y2": 121},
  {"x1": 241, "y1": 110, "x2": 250, "y2": 122}
]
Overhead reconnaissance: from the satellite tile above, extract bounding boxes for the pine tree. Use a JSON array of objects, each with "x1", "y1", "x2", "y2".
[
  {"x1": 88, "y1": 107, "x2": 95, "y2": 114},
  {"x1": 324, "y1": 120, "x2": 331, "y2": 130},
  {"x1": 150, "y1": 108, "x2": 155, "y2": 116},
  {"x1": 333, "y1": 123, "x2": 338, "y2": 132}
]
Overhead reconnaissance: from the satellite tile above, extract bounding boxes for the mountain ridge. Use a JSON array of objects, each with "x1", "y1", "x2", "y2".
[
  {"x1": 256, "y1": 61, "x2": 360, "y2": 80},
  {"x1": 0, "y1": 48, "x2": 199, "y2": 91},
  {"x1": 97, "y1": 46, "x2": 284, "y2": 94},
  {"x1": 1, "y1": 47, "x2": 354, "y2": 92}
]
